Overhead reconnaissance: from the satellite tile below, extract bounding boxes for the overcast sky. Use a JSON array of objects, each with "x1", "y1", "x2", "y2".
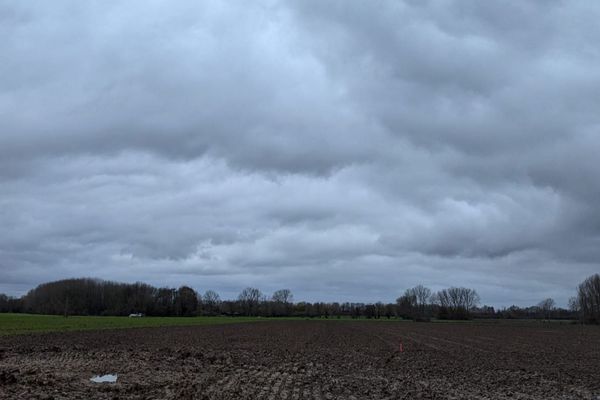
[{"x1": 1, "y1": 1, "x2": 599, "y2": 307}]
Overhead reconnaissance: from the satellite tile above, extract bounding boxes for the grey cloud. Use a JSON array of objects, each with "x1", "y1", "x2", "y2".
[
  {"x1": 1, "y1": 1, "x2": 599, "y2": 307},
  {"x1": 0, "y1": 1, "x2": 383, "y2": 176}
]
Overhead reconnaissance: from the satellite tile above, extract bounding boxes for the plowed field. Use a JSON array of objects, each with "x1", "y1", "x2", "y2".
[{"x1": 1, "y1": 321, "x2": 599, "y2": 399}]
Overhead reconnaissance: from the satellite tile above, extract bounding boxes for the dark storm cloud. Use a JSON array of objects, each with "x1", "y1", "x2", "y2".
[{"x1": 1, "y1": 1, "x2": 599, "y2": 306}]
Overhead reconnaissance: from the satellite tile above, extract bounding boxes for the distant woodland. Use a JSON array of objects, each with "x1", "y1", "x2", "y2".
[{"x1": 1, "y1": 274, "x2": 598, "y2": 323}]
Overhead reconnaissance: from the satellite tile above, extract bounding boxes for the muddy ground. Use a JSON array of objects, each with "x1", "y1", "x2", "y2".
[{"x1": 0, "y1": 320, "x2": 599, "y2": 399}]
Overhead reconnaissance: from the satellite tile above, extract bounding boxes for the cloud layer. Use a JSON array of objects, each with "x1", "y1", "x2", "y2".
[{"x1": 2, "y1": 1, "x2": 599, "y2": 306}]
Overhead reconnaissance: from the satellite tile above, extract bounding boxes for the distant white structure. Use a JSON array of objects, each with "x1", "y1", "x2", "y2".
[{"x1": 128, "y1": 313, "x2": 143, "y2": 318}]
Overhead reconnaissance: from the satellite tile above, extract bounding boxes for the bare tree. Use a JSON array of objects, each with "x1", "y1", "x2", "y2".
[
  {"x1": 413, "y1": 285, "x2": 431, "y2": 307},
  {"x1": 536, "y1": 298, "x2": 555, "y2": 320},
  {"x1": 577, "y1": 274, "x2": 600, "y2": 324},
  {"x1": 568, "y1": 296, "x2": 580, "y2": 314},
  {"x1": 272, "y1": 289, "x2": 293, "y2": 304},
  {"x1": 397, "y1": 285, "x2": 433, "y2": 320},
  {"x1": 396, "y1": 290, "x2": 417, "y2": 319},
  {"x1": 435, "y1": 287, "x2": 480, "y2": 320},
  {"x1": 238, "y1": 287, "x2": 264, "y2": 316},
  {"x1": 271, "y1": 289, "x2": 293, "y2": 317},
  {"x1": 410, "y1": 285, "x2": 431, "y2": 318},
  {"x1": 202, "y1": 290, "x2": 221, "y2": 316}
]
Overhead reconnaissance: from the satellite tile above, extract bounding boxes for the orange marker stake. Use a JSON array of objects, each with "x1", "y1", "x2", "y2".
[{"x1": 399, "y1": 342, "x2": 404, "y2": 352}]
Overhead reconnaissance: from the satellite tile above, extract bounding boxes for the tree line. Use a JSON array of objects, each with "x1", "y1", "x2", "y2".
[{"x1": 0, "y1": 274, "x2": 598, "y2": 323}]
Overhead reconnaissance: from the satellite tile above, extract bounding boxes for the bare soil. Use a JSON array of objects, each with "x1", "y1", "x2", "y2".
[{"x1": 0, "y1": 321, "x2": 599, "y2": 399}]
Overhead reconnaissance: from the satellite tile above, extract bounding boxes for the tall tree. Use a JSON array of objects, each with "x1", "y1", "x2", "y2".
[
  {"x1": 577, "y1": 274, "x2": 600, "y2": 324},
  {"x1": 537, "y1": 298, "x2": 555, "y2": 319},
  {"x1": 435, "y1": 287, "x2": 480, "y2": 320},
  {"x1": 412, "y1": 285, "x2": 432, "y2": 315},
  {"x1": 175, "y1": 286, "x2": 199, "y2": 316},
  {"x1": 271, "y1": 289, "x2": 293, "y2": 316},
  {"x1": 238, "y1": 287, "x2": 264, "y2": 316},
  {"x1": 396, "y1": 291, "x2": 417, "y2": 319},
  {"x1": 202, "y1": 290, "x2": 221, "y2": 316}
]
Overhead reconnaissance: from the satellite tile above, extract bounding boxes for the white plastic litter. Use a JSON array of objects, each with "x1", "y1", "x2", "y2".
[{"x1": 90, "y1": 374, "x2": 118, "y2": 383}]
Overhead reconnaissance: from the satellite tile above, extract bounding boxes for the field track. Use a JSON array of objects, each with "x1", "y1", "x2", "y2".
[{"x1": 0, "y1": 321, "x2": 599, "y2": 399}]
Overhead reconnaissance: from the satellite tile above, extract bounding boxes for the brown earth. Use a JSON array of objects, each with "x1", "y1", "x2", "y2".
[{"x1": 0, "y1": 320, "x2": 599, "y2": 399}]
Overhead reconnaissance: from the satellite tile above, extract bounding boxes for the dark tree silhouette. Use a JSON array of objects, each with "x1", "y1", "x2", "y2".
[
  {"x1": 0, "y1": 278, "x2": 584, "y2": 321},
  {"x1": 434, "y1": 287, "x2": 480, "y2": 320},
  {"x1": 175, "y1": 286, "x2": 199, "y2": 316},
  {"x1": 577, "y1": 274, "x2": 600, "y2": 324},
  {"x1": 202, "y1": 290, "x2": 221, "y2": 316},
  {"x1": 238, "y1": 287, "x2": 264, "y2": 316},
  {"x1": 271, "y1": 289, "x2": 293, "y2": 317}
]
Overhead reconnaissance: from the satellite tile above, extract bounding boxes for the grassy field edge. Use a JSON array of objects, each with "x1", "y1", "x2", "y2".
[{"x1": 0, "y1": 313, "x2": 299, "y2": 335}]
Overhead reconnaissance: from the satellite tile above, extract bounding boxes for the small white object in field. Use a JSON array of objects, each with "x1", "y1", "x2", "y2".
[{"x1": 90, "y1": 374, "x2": 118, "y2": 383}]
